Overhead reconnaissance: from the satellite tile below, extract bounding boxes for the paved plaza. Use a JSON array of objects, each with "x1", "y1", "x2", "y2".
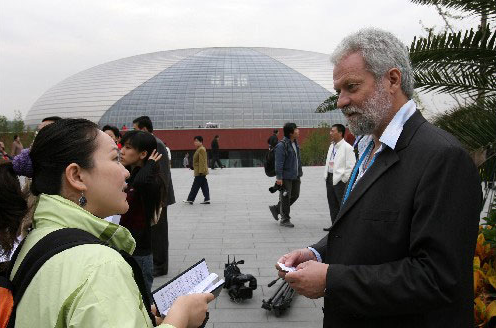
[{"x1": 152, "y1": 166, "x2": 331, "y2": 327}]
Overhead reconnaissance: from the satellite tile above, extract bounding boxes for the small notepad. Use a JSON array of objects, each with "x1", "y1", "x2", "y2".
[{"x1": 152, "y1": 259, "x2": 224, "y2": 316}]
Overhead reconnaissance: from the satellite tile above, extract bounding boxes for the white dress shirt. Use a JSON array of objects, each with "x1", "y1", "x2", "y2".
[{"x1": 323, "y1": 138, "x2": 356, "y2": 185}]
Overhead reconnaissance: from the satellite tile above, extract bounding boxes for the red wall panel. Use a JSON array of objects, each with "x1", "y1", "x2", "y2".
[{"x1": 153, "y1": 128, "x2": 355, "y2": 151}]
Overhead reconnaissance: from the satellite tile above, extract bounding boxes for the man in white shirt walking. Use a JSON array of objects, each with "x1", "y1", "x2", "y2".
[{"x1": 323, "y1": 124, "x2": 355, "y2": 231}]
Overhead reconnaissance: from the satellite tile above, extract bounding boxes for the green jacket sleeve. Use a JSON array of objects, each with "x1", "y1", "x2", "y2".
[{"x1": 64, "y1": 254, "x2": 156, "y2": 328}]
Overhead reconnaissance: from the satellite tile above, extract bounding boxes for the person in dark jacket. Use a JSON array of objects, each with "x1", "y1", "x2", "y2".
[
  {"x1": 119, "y1": 130, "x2": 167, "y2": 301},
  {"x1": 210, "y1": 135, "x2": 223, "y2": 169},
  {"x1": 275, "y1": 28, "x2": 481, "y2": 328},
  {"x1": 267, "y1": 129, "x2": 279, "y2": 149},
  {"x1": 132, "y1": 116, "x2": 175, "y2": 277},
  {"x1": 268, "y1": 123, "x2": 302, "y2": 228}
]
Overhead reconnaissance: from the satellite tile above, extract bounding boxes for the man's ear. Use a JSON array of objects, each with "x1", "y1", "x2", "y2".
[
  {"x1": 385, "y1": 68, "x2": 402, "y2": 94},
  {"x1": 64, "y1": 163, "x2": 87, "y2": 192}
]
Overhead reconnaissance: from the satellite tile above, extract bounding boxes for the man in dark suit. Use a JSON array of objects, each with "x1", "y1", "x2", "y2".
[
  {"x1": 133, "y1": 116, "x2": 176, "y2": 276},
  {"x1": 276, "y1": 28, "x2": 481, "y2": 327}
]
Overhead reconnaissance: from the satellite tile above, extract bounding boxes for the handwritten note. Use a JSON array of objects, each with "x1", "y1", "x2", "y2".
[{"x1": 152, "y1": 259, "x2": 224, "y2": 316}]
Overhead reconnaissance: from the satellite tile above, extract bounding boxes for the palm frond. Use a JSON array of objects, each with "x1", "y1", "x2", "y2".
[
  {"x1": 410, "y1": 28, "x2": 496, "y2": 66},
  {"x1": 433, "y1": 98, "x2": 496, "y2": 151},
  {"x1": 413, "y1": 66, "x2": 496, "y2": 96},
  {"x1": 410, "y1": 26, "x2": 496, "y2": 96},
  {"x1": 410, "y1": 0, "x2": 496, "y2": 21}
]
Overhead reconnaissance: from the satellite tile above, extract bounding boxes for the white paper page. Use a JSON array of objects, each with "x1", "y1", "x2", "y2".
[
  {"x1": 204, "y1": 279, "x2": 225, "y2": 294},
  {"x1": 277, "y1": 262, "x2": 296, "y2": 272},
  {"x1": 153, "y1": 260, "x2": 210, "y2": 315},
  {"x1": 189, "y1": 273, "x2": 218, "y2": 294}
]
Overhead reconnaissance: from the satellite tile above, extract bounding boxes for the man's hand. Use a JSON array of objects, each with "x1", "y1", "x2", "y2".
[
  {"x1": 284, "y1": 260, "x2": 329, "y2": 299},
  {"x1": 276, "y1": 248, "x2": 316, "y2": 278},
  {"x1": 276, "y1": 179, "x2": 283, "y2": 186}
]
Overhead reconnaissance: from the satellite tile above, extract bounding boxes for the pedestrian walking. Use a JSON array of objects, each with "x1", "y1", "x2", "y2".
[
  {"x1": 183, "y1": 153, "x2": 190, "y2": 168},
  {"x1": 210, "y1": 135, "x2": 223, "y2": 169},
  {"x1": 183, "y1": 136, "x2": 210, "y2": 204},
  {"x1": 268, "y1": 123, "x2": 302, "y2": 228}
]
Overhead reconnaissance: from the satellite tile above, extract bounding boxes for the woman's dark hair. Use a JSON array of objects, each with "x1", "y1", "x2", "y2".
[
  {"x1": 0, "y1": 162, "x2": 28, "y2": 257},
  {"x1": 283, "y1": 122, "x2": 297, "y2": 138},
  {"x1": 121, "y1": 130, "x2": 156, "y2": 162},
  {"x1": 121, "y1": 130, "x2": 168, "y2": 221},
  {"x1": 30, "y1": 119, "x2": 99, "y2": 196},
  {"x1": 102, "y1": 125, "x2": 121, "y2": 139},
  {"x1": 194, "y1": 136, "x2": 203, "y2": 143},
  {"x1": 13, "y1": 135, "x2": 19, "y2": 140}
]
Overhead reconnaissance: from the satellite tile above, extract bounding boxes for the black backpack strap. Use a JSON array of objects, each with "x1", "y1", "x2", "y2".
[
  {"x1": 8, "y1": 228, "x2": 156, "y2": 327},
  {"x1": 117, "y1": 250, "x2": 156, "y2": 325},
  {"x1": 8, "y1": 228, "x2": 103, "y2": 328}
]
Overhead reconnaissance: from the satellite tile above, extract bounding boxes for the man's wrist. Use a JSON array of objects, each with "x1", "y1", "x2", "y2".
[{"x1": 307, "y1": 247, "x2": 322, "y2": 262}]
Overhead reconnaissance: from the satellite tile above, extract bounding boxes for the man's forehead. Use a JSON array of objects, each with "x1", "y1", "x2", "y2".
[{"x1": 333, "y1": 53, "x2": 367, "y2": 77}]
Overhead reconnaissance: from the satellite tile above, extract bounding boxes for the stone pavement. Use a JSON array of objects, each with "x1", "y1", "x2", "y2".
[{"x1": 152, "y1": 166, "x2": 331, "y2": 327}]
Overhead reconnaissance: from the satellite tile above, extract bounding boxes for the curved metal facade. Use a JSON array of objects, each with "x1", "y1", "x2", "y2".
[{"x1": 25, "y1": 47, "x2": 344, "y2": 128}]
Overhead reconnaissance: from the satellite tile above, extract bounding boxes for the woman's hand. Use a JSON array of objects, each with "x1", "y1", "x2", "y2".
[
  {"x1": 162, "y1": 293, "x2": 214, "y2": 328},
  {"x1": 149, "y1": 149, "x2": 162, "y2": 162}
]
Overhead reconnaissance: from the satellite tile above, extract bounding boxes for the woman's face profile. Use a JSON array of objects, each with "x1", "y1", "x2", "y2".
[{"x1": 82, "y1": 131, "x2": 130, "y2": 218}]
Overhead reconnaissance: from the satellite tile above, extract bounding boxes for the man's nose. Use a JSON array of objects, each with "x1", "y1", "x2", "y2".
[{"x1": 336, "y1": 93, "x2": 350, "y2": 109}]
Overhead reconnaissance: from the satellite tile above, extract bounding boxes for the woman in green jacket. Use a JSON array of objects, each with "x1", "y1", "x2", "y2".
[{"x1": 0, "y1": 119, "x2": 212, "y2": 328}]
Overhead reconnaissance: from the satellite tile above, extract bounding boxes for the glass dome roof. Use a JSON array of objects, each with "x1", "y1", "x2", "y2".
[{"x1": 25, "y1": 47, "x2": 345, "y2": 128}]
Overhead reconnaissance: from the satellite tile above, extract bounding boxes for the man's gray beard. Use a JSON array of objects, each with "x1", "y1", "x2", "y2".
[{"x1": 342, "y1": 87, "x2": 392, "y2": 136}]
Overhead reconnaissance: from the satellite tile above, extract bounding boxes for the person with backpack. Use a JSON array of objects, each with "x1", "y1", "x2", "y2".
[
  {"x1": 267, "y1": 129, "x2": 279, "y2": 149},
  {"x1": 268, "y1": 123, "x2": 303, "y2": 228},
  {"x1": 0, "y1": 119, "x2": 212, "y2": 328}
]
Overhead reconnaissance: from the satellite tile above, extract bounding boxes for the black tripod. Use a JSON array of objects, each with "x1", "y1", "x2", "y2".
[{"x1": 261, "y1": 278, "x2": 296, "y2": 317}]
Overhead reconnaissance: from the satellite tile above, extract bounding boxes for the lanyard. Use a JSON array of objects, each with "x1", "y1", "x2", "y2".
[
  {"x1": 342, "y1": 141, "x2": 378, "y2": 205},
  {"x1": 331, "y1": 144, "x2": 336, "y2": 160}
]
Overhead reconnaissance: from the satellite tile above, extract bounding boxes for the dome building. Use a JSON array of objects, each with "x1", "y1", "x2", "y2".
[{"x1": 25, "y1": 47, "x2": 346, "y2": 167}]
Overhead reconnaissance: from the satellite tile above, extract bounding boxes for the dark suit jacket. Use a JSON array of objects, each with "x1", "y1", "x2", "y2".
[
  {"x1": 311, "y1": 111, "x2": 481, "y2": 327},
  {"x1": 155, "y1": 137, "x2": 175, "y2": 206}
]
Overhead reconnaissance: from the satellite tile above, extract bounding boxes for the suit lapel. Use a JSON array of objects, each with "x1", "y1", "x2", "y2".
[
  {"x1": 331, "y1": 110, "x2": 427, "y2": 229},
  {"x1": 333, "y1": 147, "x2": 399, "y2": 226}
]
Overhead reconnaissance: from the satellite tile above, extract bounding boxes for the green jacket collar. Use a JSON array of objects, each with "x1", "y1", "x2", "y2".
[{"x1": 33, "y1": 194, "x2": 136, "y2": 254}]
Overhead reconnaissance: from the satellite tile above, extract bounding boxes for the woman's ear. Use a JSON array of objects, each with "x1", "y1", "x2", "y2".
[
  {"x1": 64, "y1": 163, "x2": 87, "y2": 192},
  {"x1": 139, "y1": 150, "x2": 148, "y2": 160}
]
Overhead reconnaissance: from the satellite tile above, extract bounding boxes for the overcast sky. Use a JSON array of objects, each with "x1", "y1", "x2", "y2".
[{"x1": 0, "y1": 0, "x2": 476, "y2": 120}]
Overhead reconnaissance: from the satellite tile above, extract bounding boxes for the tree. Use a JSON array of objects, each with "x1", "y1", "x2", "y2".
[
  {"x1": 0, "y1": 116, "x2": 8, "y2": 133},
  {"x1": 409, "y1": 0, "x2": 496, "y2": 202},
  {"x1": 409, "y1": 1, "x2": 496, "y2": 325},
  {"x1": 315, "y1": 94, "x2": 338, "y2": 113},
  {"x1": 12, "y1": 110, "x2": 24, "y2": 133},
  {"x1": 300, "y1": 123, "x2": 331, "y2": 166}
]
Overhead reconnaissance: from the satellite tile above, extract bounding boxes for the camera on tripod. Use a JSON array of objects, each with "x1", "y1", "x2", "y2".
[
  {"x1": 268, "y1": 183, "x2": 288, "y2": 197},
  {"x1": 224, "y1": 256, "x2": 257, "y2": 302}
]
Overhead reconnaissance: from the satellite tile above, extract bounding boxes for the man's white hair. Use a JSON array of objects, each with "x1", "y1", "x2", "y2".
[{"x1": 331, "y1": 27, "x2": 414, "y2": 98}]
